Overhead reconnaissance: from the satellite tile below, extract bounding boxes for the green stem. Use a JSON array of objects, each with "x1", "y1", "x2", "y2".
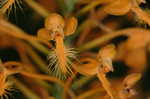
[
  {"x1": 72, "y1": 76, "x2": 93, "y2": 90},
  {"x1": 13, "y1": 78, "x2": 40, "y2": 99},
  {"x1": 0, "y1": 19, "x2": 50, "y2": 55},
  {"x1": 25, "y1": 0, "x2": 49, "y2": 17},
  {"x1": 77, "y1": 28, "x2": 150, "y2": 52},
  {"x1": 26, "y1": 45, "x2": 49, "y2": 73},
  {"x1": 76, "y1": 0, "x2": 113, "y2": 16}
]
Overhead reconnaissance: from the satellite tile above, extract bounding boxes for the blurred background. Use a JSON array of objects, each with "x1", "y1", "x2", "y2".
[{"x1": 1, "y1": 0, "x2": 150, "y2": 99}]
